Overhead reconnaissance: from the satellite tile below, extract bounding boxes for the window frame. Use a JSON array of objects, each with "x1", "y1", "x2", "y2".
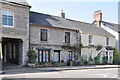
[
  {"x1": 68, "y1": 51, "x2": 74, "y2": 61},
  {"x1": 65, "y1": 32, "x2": 70, "y2": 43},
  {"x1": 53, "y1": 51, "x2": 60, "y2": 62},
  {"x1": 38, "y1": 50, "x2": 50, "y2": 62},
  {"x1": 40, "y1": 29, "x2": 48, "y2": 41},
  {"x1": 2, "y1": 9, "x2": 14, "y2": 28},
  {"x1": 106, "y1": 37, "x2": 110, "y2": 46},
  {"x1": 89, "y1": 35, "x2": 93, "y2": 45}
]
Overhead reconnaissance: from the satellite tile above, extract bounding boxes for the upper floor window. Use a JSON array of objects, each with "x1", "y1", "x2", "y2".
[
  {"x1": 65, "y1": 32, "x2": 70, "y2": 43},
  {"x1": 106, "y1": 38, "x2": 110, "y2": 46},
  {"x1": 2, "y1": 9, "x2": 14, "y2": 27},
  {"x1": 89, "y1": 35, "x2": 93, "y2": 45},
  {"x1": 41, "y1": 29, "x2": 47, "y2": 41}
]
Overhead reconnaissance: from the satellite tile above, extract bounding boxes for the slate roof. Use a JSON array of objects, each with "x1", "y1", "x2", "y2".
[
  {"x1": 102, "y1": 21, "x2": 118, "y2": 32},
  {"x1": 30, "y1": 11, "x2": 114, "y2": 37},
  {"x1": 1, "y1": 0, "x2": 31, "y2": 7}
]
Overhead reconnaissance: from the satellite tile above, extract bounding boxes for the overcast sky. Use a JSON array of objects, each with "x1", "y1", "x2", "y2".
[{"x1": 26, "y1": 0, "x2": 119, "y2": 24}]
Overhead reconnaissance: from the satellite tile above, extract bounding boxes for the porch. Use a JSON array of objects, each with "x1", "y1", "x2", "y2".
[{"x1": 97, "y1": 47, "x2": 114, "y2": 64}]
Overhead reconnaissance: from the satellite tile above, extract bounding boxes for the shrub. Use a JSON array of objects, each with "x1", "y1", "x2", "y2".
[
  {"x1": 83, "y1": 60, "x2": 88, "y2": 65},
  {"x1": 102, "y1": 56, "x2": 108, "y2": 64},
  {"x1": 27, "y1": 47, "x2": 37, "y2": 63},
  {"x1": 113, "y1": 48, "x2": 119, "y2": 64},
  {"x1": 94, "y1": 56, "x2": 99, "y2": 64}
]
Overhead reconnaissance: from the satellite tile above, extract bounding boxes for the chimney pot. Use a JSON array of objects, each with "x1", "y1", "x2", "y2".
[{"x1": 59, "y1": 10, "x2": 65, "y2": 19}]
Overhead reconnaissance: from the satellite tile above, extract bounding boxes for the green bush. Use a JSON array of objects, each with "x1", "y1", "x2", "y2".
[
  {"x1": 113, "y1": 48, "x2": 119, "y2": 64},
  {"x1": 83, "y1": 60, "x2": 88, "y2": 65},
  {"x1": 27, "y1": 47, "x2": 37, "y2": 63},
  {"x1": 94, "y1": 56, "x2": 99, "y2": 64},
  {"x1": 102, "y1": 56, "x2": 108, "y2": 64}
]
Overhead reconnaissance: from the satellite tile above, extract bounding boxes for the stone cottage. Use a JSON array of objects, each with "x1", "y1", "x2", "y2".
[{"x1": 30, "y1": 10, "x2": 115, "y2": 64}]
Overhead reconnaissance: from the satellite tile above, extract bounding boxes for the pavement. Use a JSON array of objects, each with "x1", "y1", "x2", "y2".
[
  {"x1": 36, "y1": 65, "x2": 120, "y2": 71},
  {"x1": 1, "y1": 64, "x2": 119, "y2": 75}
]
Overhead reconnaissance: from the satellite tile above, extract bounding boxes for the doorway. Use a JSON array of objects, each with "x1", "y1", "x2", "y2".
[{"x1": 2, "y1": 38, "x2": 23, "y2": 65}]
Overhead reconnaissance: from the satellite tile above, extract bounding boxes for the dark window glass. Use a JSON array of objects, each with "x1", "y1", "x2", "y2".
[
  {"x1": 65, "y1": 32, "x2": 70, "y2": 43},
  {"x1": 89, "y1": 35, "x2": 92, "y2": 45},
  {"x1": 2, "y1": 18, "x2": 7, "y2": 25},
  {"x1": 8, "y1": 18, "x2": 13, "y2": 26},
  {"x1": 106, "y1": 38, "x2": 109, "y2": 46},
  {"x1": 41, "y1": 29, "x2": 47, "y2": 41}
]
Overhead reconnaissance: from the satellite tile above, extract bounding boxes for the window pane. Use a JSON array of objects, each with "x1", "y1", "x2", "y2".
[
  {"x1": 8, "y1": 15, "x2": 13, "y2": 19},
  {"x1": 89, "y1": 35, "x2": 92, "y2": 44},
  {"x1": 41, "y1": 29, "x2": 47, "y2": 41},
  {"x1": 54, "y1": 52, "x2": 59, "y2": 62},
  {"x1": 7, "y1": 11, "x2": 13, "y2": 16},
  {"x1": 43, "y1": 51, "x2": 46, "y2": 62},
  {"x1": 39, "y1": 51, "x2": 42, "y2": 62},
  {"x1": 46, "y1": 51, "x2": 49, "y2": 62},
  {"x1": 65, "y1": 32, "x2": 70, "y2": 43},
  {"x1": 68, "y1": 52, "x2": 72, "y2": 60},
  {"x1": 8, "y1": 18, "x2": 13, "y2": 26},
  {"x1": 106, "y1": 38, "x2": 109, "y2": 45},
  {"x1": 2, "y1": 18, "x2": 7, "y2": 25},
  {"x1": 2, "y1": 10, "x2": 7, "y2": 15},
  {"x1": 2, "y1": 15, "x2": 7, "y2": 18}
]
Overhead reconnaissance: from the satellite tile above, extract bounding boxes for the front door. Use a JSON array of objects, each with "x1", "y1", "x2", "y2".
[
  {"x1": 53, "y1": 51, "x2": 60, "y2": 62},
  {"x1": 3, "y1": 42, "x2": 19, "y2": 64}
]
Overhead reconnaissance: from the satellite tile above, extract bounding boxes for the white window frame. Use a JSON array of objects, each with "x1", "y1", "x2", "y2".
[
  {"x1": 89, "y1": 35, "x2": 93, "y2": 45},
  {"x1": 2, "y1": 9, "x2": 14, "y2": 28}
]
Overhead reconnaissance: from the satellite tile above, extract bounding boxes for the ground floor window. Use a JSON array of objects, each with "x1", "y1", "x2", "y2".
[
  {"x1": 68, "y1": 51, "x2": 74, "y2": 61},
  {"x1": 53, "y1": 51, "x2": 60, "y2": 62},
  {"x1": 89, "y1": 50, "x2": 93, "y2": 60},
  {"x1": 39, "y1": 50, "x2": 50, "y2": 62}
]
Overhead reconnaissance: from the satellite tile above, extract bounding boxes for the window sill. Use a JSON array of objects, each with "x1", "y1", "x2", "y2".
[
  {"x1": 2, "y1": 25, "x2": 14, "y2": 28},
  {"x1": 106, "y1": 45, "x2": 110, "y2": 47},
  {"x1": 89, "y1": 44, "x2": 94, "y2": 46},
  {"x1": 40, "y1": 41, "x2": 48, "y2": 43}
]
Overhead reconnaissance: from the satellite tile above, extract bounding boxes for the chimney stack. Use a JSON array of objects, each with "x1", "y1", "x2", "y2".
[
  {"x1": 93, "y1": 10, "x2": 102, "y2": 27},
  {"x1": 59, "y1": 10, "x2": 65, "y2": 19}
]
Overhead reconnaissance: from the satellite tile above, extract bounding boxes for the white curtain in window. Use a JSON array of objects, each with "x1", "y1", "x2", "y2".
[
  {"x1": 39, "y1": 51, "x2": 42, "y2": 62},
  {"x1": 43, "y1": 51, "x2": 46, "y2": 62}
]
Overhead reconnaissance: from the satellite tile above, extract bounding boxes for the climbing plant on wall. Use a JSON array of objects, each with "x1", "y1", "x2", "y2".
[{"x1": 62, "y1": 42, "x2": 83, "y2": 61}]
